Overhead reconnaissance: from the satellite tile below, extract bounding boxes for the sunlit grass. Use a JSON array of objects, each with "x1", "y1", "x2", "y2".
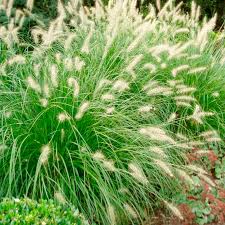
[{"x1": 0, "y1": 0, "x2": 224, "y2": 224}]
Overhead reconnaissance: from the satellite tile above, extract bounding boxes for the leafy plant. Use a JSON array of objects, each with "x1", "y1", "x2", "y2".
[
  {"x1": 0, "y1": 0, "x2": 224, "y2": 224},
  {"x1": 0, "y1": 198, "x2": 89, "y2": 225}
]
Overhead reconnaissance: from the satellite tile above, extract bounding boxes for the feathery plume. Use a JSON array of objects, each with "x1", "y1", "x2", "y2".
[
  {"x1": 124, "y1": 203, "x2": 138, "y2": 218},
  {"x1": 43, "y1": 83, "x2": 50, "y2": 98},
  {"x1": 127, "y1": 32, "x2": 145, "y2": 53},
  {"x1": 33, "y1": 64, "x2": 41, "y2": 77},
  {"x1": 105, "y1": 107, "x2": 115, "y2": 114},
  {"x1": 188, "y1": 141, "x2": 205, "y2": 147},
  {"x1": 64, "y1": 58, "x2": 73, "y2": 71},
  {"x1": 39, "y1": 98, "x2": 48, "y2": 107},
  {"x1": 188, "y1": 67, "x2": 206, "y2": 74},
  {"x1": 149, "y1": 146, "x2": 166, "y2": 158},
  {"x1": 143, "y1": 80, "x2": 158, "y2": 91},
  {"x1": 149, "y1": 44, "x2": 170, "y2": 56},
  {"x1": 57, "y1": 112, "x2": 70, "y2": 123},
  {"x1": 176, "y1": 133, "x2": 188, "y2": 141},
  {"x1": 176, "y1": 101, "x2": 192, "y2": 108},
  {"x1": 27, "y1": 76, "x2": 41, "y2": 93},
  {"x1": 112, "y1": 79, "x2": 129, "y2": 92},
  {"x1": 187, "y1": 105, "x2": 214, "y2": 124},
  {"x1": 81, "y1": 25, "x2": 94, "y2": 54},
  {"x1": 172, "y1": 65, "x2": 189, "y2": 77},
  {"x1": 67, "y1": 77, "x2": 80, "y2": 97},
  {"x1": 102, "y1": 160, "x2": 116, "y2": 172},
  {"x1": 164, "y1": 201, "x2": 183, "y2": 220},
  {"x1": 143, "y1": 63, "x2": 157, "y2": 74},
  {"x1": 140, "y1": 127, "x2": 175, "y2": 144},
  {"x1": 93, "y1": 151, "x2": 105, "y2": 161},
  {"x1": 55, "y1": 53, "x2": 62, "y2": 63},
  {"x1": 61, "y1": 128, "x2": 65, "y2": 142},
  {"x1": 167, "y1": 113, "x2": 176, "y2": 123},
  {"x1": 196, "y1": 15, "x2": 217, "y2": 51},
  {"x1": 160, "y1": 63, "x2": 167, "y2": 69},
  {"x1": 92, "y1": 151, "x2": 116, "y2": 171},
  {"x1": 64, "y1": 33, "x2": 76, "y2": 50},
  {"x1": 187, "y1": 165, "x2": 207, "y2": 175},
  {"x1": 174, "y1": 96, "x2": 196, "y2": 102},
  {"x1": 156, "y1": 0, "x2": 161, "y2": 11},
  {"x1": 54, "y1": 191, "x2": 66, "y2": 204},
  {"x1": 138, "y1": 105, "x2": 155, "y2": 113},
  {"x1": 198, "y1": 173, "x2": 215, "y2": 187},
  {"x1": 125, "y1": 54, "x2": 143, "y2": 79},
  {"x1": 169, "y1": 41, "x2": 192, "y2": 59},
  {"x1": 187, "y1": 54, "x2": 201, "y2": 60},
  {"x1": 154, "y1": 159, "x2": 174, "y2": 177},
  {"x1": 220, "y1": 56, "x2": 225, "y2": 65},
  {"x1": 146, "y1": 86, "x2": 173, "y2": 96},
  {"x1": 176, "y1": 169, "x2": 194, "y2": 186},
  {"x1": 50, "y1": 64, "x2": 58, "y2": 88},
  {"x1": 174, "y1": 28, "x2": 189, "y2": 36},
  {"x1": 75, "y1": 101, "x2": 90, "y2": 120},
  {"x1": 107, "y1": 205, "x2": 116, "y2": 225},
  {"x1": 6, "y1": 0, "x2": 13, "y2": 17},
  {"x1": 7, "y1": 55, "x2": 26, "y2": 65},
  {"x1": 95, "y1": 79, "x2": 112, "y2": 93},
  {"x1": 101, "y1": 93, "x2": 115, "y2": 101},
  {"x1": 26, "y1": 0, "x2": 34, "y2": 11},
  {"x1": 40, "y1": 144, "x2": 51, "y2": 165},
  {"x1": 199, "y1": 130, "x2": 221, "y2": 142},
  {"x1": 176, "y1": 86, "x2": 196, "y2": 94},
  {"x1": 212, "y1": 92, "x2": 219, "y2": 97},
  {"x1": 3, "y1": 111, "x2": 12, "y2": 119},
  {"x1": 167, "y1": 79, "x2": 183, "y2": 87},
  {"x1": 128, "y1": 163, "x2": 148, "y2": 185},
  {"x1": 74, "y1": 57, "x2": 85, "y2": 72}
]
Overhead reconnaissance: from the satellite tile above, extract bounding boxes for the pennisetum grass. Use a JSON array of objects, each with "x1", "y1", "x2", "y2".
[{"x1": 0, "y1": 0, "x2": 224, "y2": 224}]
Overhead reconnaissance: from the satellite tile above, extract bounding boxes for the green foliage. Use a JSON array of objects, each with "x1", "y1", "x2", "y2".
[
  {"x1": 0, "y1": 198, "x2": 89, "y2": 224},
  {"x1": 0, "y1": 1, "x2": 225, "y2": 224}
]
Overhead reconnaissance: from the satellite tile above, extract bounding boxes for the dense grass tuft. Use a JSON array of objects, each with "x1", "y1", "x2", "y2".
[{"x1": 0, "y1": 0, "x2": 224, "y2": 224}]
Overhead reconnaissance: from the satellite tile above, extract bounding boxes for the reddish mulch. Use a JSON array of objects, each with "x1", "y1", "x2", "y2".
[{"x1": 144, "y1": 147, "x2": 225, "y2": 225}]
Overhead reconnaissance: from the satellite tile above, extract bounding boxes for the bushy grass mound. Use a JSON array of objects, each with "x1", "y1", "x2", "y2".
[
  {"x1": 0, "y1": 0, "x2": 224, "y2": 224},
  {"x1": 0, "y1": 198, "x2": 88, "y2": 224}
]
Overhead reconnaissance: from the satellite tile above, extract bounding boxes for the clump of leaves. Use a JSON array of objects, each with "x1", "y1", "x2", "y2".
[
  {"x1": 0, "y1": 198, "x2": 89, "y2": 225},
  {"x1": 0, "y1": 0, "x2": 225, "y2": 224}
]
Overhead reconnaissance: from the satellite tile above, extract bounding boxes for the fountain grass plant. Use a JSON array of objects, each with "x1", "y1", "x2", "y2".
[{"x1": 0, "y1": 0, "x2": 225, "y2": 224}]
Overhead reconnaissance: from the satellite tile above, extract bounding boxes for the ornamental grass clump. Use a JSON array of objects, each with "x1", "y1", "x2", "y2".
[{"x1": 0, "y1": 0, "x2": 225, "y2": 224}]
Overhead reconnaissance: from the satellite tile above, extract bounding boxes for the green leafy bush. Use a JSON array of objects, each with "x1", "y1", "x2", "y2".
[
  {"x1": 0, "y1": 0, "x2": 225, "y2": 225},
  {"x1": 0, "y1": 198, "x2": 89, "y2": 224}
]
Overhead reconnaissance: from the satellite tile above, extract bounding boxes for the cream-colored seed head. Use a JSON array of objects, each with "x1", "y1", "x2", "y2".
[
  {"x1": 140, "y1": 127, "x2": 175, "y2": 144},
  {"x1": 67, "y1": 77, "x2": 80, "y2": 98},
  {"x1": 57, "y1": 113, "x2": 70, "y2": 123},
  {"x1": 75, "y1": 101, "x2": 90, "y2": 120},
  {"x1": 124, "y1": 203, "x2": 138, "y2": 218},
  {"x1": 128, "y1": 163, "x2": 148, "y2": 185},
  {"x1": 154, "y1": 159, "x2": 174, "y2": 177},
  {"x1": 164, "y1": 201, "x2": 183, "y2": 220},
  {"x1": 27, "y1": 76, "x2": 41, "y2": 93},
  {"x1": 112, "y1": 79, "x2": 129, "y2": 92},
  {"x1": 40, "y1": 144, "x2": 51, "y2": 165},
  {"x1": 54, "y1": 191, "x2": 66, "y2": 204},
  {"x1": 50, "y1": 64, "x2": 58, "y2": 88}
]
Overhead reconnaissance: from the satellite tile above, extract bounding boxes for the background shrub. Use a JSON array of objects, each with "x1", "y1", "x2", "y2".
[
  {"x1": 11, "y1": 0, "x2": 225, "y2": 28},
  {"x1": 0, "y1": 198, "x2": 89, "y2": 224}
]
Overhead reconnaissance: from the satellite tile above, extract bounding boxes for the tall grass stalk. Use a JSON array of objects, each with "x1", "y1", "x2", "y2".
[{"x1": 0, "y1": 0, "x2": 224, "y2": 224}]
